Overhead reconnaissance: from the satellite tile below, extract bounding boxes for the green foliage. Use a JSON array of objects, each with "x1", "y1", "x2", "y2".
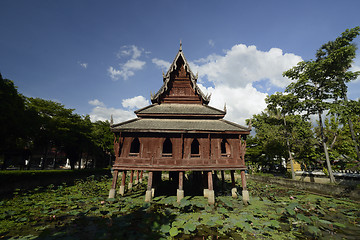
[
  {"x1": 0, "y1": 74, "x2": 27, "y2": 158},
  {"x1": 251, "y1": 27, "x2": 360, "y2": 174},
  {"x1": 1, "y1": 177, "x2": 359, "y2": 239},
  {"x1": 247, "y1": 108, "x2": 315, "y2": 170},
  {"x1": 0, "y1": 74, "x2": 114, "y2": 169}
]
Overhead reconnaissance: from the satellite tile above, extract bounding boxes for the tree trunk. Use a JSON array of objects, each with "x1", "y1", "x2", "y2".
[
  {"x1": 283, "y1": 117, "x2": 296, "y2": 180},
  {"x1": 342, "y1": 94, "x2": 360, "y2": 161},
  {"x1": 41, "y1": 145, "x2": 48, "y2": 170},
  {"x1": 78, "y1": 151, "x2": 82, "y2": 170},
  {"x1": 53, "y1": 150, "x2": 58, "y2": 169},
  {"x1": 318, "y1": 112, "x2": 336, "y2": 183}
]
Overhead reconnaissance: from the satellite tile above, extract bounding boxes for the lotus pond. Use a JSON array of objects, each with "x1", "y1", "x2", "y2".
[{"x1": 0, "y1": 174, "x2": 359, "y2": 239}]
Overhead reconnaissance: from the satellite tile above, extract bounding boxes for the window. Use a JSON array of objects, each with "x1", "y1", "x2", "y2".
[
  {"x1": 191, "y1": 138, "x2": 200, "y2": 158},
  {"x1": 221, "y1": 139, "x2": 230, "y2": 157},
  {"x1": 162, "y1": 138, "x2": 172, "y2": 157},
  {"x1": 129, "y1": 138, "x2": 140, "y2": 156}
]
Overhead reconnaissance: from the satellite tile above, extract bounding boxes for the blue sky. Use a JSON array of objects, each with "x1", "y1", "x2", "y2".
[{"x1": 1, "y1": 0, "x2": 359, "y2": 125}]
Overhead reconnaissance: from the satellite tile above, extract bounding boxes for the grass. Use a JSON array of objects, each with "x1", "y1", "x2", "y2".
[{"x1": 0, "y1": 174, "x2": 359, "y2": 239}]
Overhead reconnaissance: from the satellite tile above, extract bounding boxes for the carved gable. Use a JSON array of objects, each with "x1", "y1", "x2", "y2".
[{"x1": 151, "y1": 46, "x2": 210, "y2": 105}]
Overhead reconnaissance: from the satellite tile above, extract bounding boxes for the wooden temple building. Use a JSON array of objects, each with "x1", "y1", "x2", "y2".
[{"x1": 108, "y1": 43, "x2": 251, "y2": 204}]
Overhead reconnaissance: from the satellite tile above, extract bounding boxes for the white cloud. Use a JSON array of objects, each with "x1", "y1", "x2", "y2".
[
  {"x1": 191, "y1": 44, "x2": 303, "y2": 125},
  {"x1": 123, "y1": 59, "x2": 146, "y2": 70},
  {"x1": 198, "y1": 83, "x2": 267, "y2": 125},
  {"x1": 117, "y1": 45, "x2": 143, "y2": 59},
  {"x1": 109, "y1": 45, "x2": 147, "y2": 81},
  {"x1": 78, "y1": 61, "x2": 88, "y2": 69},
  {"x1": 122, "y1": 95, "x2": 149, "y2": 109},
  {"x1": 89, "y1": 105, "x2": 135, "y2": 123},
  {"x1": 108, "y1": 59, "x2": 146, "y2": 80},
  {"x1": 88, "y1": 99, "x2": 105, "y2": 107},
  {"x1": 152, "y1": 58, "x2": 171, "y2": 70},
  {"x1": 88, "y1": 96, "x2": 150, "y2": 123},
  {"x1": 208, "y1": 39, "x2": 215, "y2": 47},
  {"x1": 192, "y1": 44, "x2": 302, "y2": 88},
  {"x1": 104, "y1": 43, "x2": 303, "y2": 126}
]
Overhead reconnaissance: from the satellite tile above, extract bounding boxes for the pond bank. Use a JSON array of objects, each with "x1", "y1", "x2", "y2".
[{"x1": 247, "y1": 174, "x2": 360, "y2": 201}]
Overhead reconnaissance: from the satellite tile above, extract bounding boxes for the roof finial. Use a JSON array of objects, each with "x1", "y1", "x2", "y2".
[
  {"x1": 110, "y1": 115, "x2": 113, "y2": 125},
  {"x1": 248, "y1": 119, "x2": 252, "y2": 130},
  {"x1": 179, "y1": 40, "x2": 182, "y2": 51},
  {"x1": 224, "y1": 103, "x2": 227, "y2": 113}
]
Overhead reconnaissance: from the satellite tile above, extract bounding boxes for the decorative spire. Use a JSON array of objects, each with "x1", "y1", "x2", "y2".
[
  {"x1": 179, "y1": 40, "x2": 182, "y2": 51},
  {"x1": 110, "y1": 115, "x2": 113, "y2": 125},
  {"x1": 223, "y1": 103, "x2": 227, "y2": 113}
]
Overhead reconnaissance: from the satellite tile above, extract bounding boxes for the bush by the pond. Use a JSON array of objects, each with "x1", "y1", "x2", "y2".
[
  {"x1": 0, "y1": 175, "x2": 359, "y2": 239},
  {"x1": 0, "y1": 168, "x2": 111, "y2": 196}
]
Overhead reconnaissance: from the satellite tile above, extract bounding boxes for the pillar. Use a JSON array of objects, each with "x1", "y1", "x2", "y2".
[
  {"x1": 119, "y1": 170, "x2": 126, "y2": 196},
  {"x1": 145, "y1": 171, "x2": 153, "y2": 202},
  {"x1": 139, "y1": 170, "x2": 143, "y2": 183},
  {"x1": 241, "y1": 170, "x2": 249, "y2": 204},
  {"x1": 128, "y1": 170, "x2": 134, "y2": 190},
  {"x1": 230, "y1": 170, "x2": 237, "y2": 198},
  {"x1": 221, "y1": 170, "x2": 225, "y2": 192},
  {"x1": 135, "y1": 170, "x2": 139, "y2": 185},
  {"x1": 177, "y1": 171, "x2": 184, "y2": 203},
  {"x1": 108, "y1": 169, "x2": 119, "y2": 198},
  {"x1": 207, "y1": 171, "x2": 215, "y2": 204},
  {"x1": 203, "y1": 171, "x2": 209, "y2": 198}
]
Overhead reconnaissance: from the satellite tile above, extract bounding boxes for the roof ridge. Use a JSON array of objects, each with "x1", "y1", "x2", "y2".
[{"x1": 219, "y1": 119, "x2": 250, "y2": 131}]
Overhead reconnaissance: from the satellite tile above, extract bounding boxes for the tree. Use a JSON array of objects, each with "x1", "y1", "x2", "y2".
[
  {"x1": 283, "y1": 27, "x2": 360, "y2": 183},
  {"x1": 316, "y1": 26, "x2": 360, "y2": 161},
  {"x1": 91, "y1": 120, "x2": 114, "y2": 167},
  {"x1": 266, "y1": 92, "x2": 302, "y2": 179},
  {"x1": 0, "y1": 74, "x2": 27, "y2": 169},
  {"x1": 247, "y1": 107, "x2": 314, "y2": 175}
]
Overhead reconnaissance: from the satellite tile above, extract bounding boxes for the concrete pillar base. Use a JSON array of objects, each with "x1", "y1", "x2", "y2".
[
  {"x1": 151, "y1": 188, "x2": 155, "y2": 198},
  {"x1": 119, "y1": 185, "x2": 125, "y2": 196},
  {"x1": 231, "y1": 188, "x2": 237, "y2": 198},
  {"x1": 208, "y1": 190, "x2": 215, "y2": 204},
  {"x1": 203, "y1": 189, "x2": 209, "y2": 198},
  {"x1": 145, "y1": 190, "x2": 152, "y2": 202},
  {"x1": 135, "y1": 180, "x2": 139, "y2": 185},
  {"x1": 108, "y1": 189, "x2": 116, "y2": 199},
  {"x1": 128, "y1": 182, "x2": 133, "y2": 190},
  {"x1": 242, "y1": 190, "x2": 249, "y2": 204},
  {"x1": 177, "y1": 189, "x2": 184, "y2": 203}
]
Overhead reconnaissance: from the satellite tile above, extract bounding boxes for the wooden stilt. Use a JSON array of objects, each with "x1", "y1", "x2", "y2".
[
  {"x1": 119, "y1": 170, "x2": 126, "y2": 196},
  {"x1": 140, "y1": 170, "x2": 143, "y2": 183},
  {"x1": 177, "y1": 171, "x2": 184, "y2": 202},
  {"x1": 145, "y1": 171, "x2": 153, "y2": 202},
  {"x1": 240, "y1": 170, "x2": 249, "y2": 204},
  {"x1": 108, "y1": 169, "x2": 119, "y2": 198},
  {"x1": 207, "y1": 171, "x2": 215, "y2": 204},
  {"x1": 203, "y1": 171, "x2": 209, "y2": 197},
  {"x1": 240, "y1": 170, "x2": 247, "y2": 190},
  {"x1": 230, "y1": 170, "x2": 237, "y2": 198},
  {"x1": 221, "y1": 170, "x2": 225, "y2": 191},
  {"x1": 128, "y1": 170, "x2": 134, "y2": 189},
  {"x1": 179, "y1": 171, "x2": 183, "y2": 190},
  {"x1": 135, "y1": 170, "x2": 139, "y2": 184}
]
